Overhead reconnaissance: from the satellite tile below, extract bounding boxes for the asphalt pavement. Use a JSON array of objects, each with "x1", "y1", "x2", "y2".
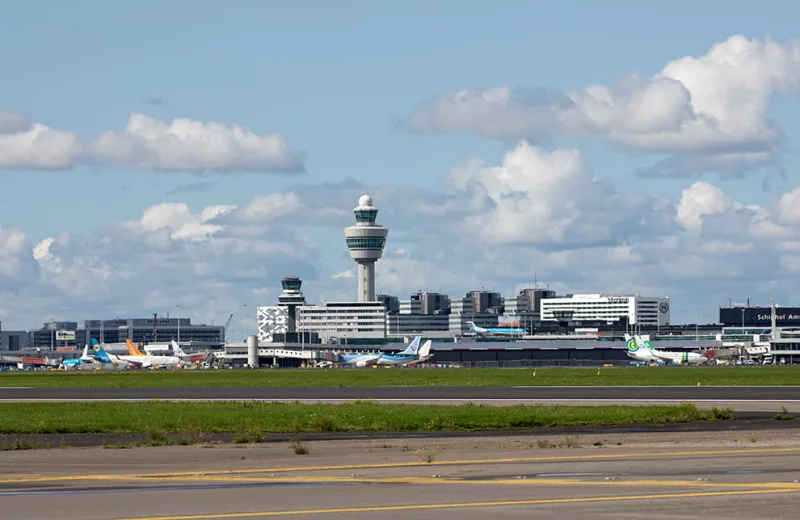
[{"x1": 2, "y1": 432, "x2": 800, "y2": 519}]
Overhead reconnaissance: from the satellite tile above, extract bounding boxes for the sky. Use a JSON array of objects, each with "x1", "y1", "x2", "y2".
[{"x1": 2, "y1": 0, "x2": 800, "y2": 333}]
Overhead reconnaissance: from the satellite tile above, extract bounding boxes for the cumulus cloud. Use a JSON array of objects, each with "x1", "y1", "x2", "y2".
[
  {"x1": 8, "y1": 140, "x2": 800, "y2": 326},
  {"x1": 0, "y1": 111, "x2": 306, "y2": 173},
  {"x1": 401, "y1": 35, "x2": 800, "y2": 178}
]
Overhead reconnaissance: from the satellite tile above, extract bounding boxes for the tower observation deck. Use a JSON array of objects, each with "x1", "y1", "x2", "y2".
[
  {"x1": 277, "y1": 276, "x2": 306, "y2": 332},
  {"x1": 344, "y1": 194, "x2": 388, "y2": 302}
]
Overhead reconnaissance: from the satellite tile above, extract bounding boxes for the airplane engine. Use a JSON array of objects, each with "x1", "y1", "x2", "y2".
[{"x1": 356, "y1": 360, "x2": 369, "y2": 368}]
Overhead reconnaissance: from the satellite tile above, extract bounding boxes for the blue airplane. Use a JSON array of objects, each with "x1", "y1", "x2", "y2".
[
  {"x1": 88, "y1": 339, "x2": 131, "y2": 368},
  {"x1": 61, "y1": 345, "x2": 96, "y2": 370},
  {"x1": 375, "y1": 337, "x2": 432, "y2": 366},
  {"x1": 334, "y1": 336, "x2": 423, "y2": 368},
  {"x1": 467, "y1": 321, "x2": 526, "y2": 336}
]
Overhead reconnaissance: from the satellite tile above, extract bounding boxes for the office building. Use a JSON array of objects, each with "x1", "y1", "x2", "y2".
[
  {"x1": 376, "y1": 294, "x2": 400, "y2": 314},
  {"x1": 297, "y1": 301, "x2": 387, "y2": 343},
  {"x1": 540, "y1": 294, "x2": 670, "y2": 326}
]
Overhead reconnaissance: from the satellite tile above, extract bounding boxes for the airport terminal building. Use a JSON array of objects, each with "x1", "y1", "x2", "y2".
[{"x1": 540, "y1": 294, "x2": 670, "y2": 327}]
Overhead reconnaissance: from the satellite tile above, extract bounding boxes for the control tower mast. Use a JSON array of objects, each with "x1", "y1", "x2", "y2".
[{"x1": 344, "y1": 194, "x2": 388, "y2": 302}]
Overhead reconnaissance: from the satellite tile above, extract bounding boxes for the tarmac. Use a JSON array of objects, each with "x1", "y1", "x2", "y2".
[{"x1": 2, "y1": 429, "x2": 800, "y2": 519}]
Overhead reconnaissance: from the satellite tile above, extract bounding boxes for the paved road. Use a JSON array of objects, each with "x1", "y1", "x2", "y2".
[
  {"x1": 2, "y1": 434, "x2": 800, "y2": 519},
  {"x1": 0, "y1": 385, "x2": 798, "y2": 401}
]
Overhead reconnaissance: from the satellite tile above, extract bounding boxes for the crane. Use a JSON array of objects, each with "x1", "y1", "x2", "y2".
[{"x1": 223, "y1": 313, "x2": 234, "y2": 341}]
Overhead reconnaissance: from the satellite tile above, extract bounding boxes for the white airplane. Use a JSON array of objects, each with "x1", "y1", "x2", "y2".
[
  {"x1": 375, "y1": 338, "x2": 433, "y2": 366},
  {"x1": 629, "y1": 335, "x2": 707, "y2": 365},
  {"x1": 116, "y1": 339, "x2": 183, "y2": 368},
  {"x1": 171, "y1": 341, "x2": 206, "y2": 363}
]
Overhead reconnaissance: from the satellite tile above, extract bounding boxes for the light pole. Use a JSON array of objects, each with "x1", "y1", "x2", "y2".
[
  {"x1": 741, "y1": 308, "x2": 745, "y2": 335},
  {"x1": 695, "y1": 309, "x2": 698, "y2": 341},
  {"x1": 176, "y1": 305, "x2": 181, "y2": 345}
]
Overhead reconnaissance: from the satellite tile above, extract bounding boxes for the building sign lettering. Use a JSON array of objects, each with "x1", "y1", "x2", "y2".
[{"x1": 606, "y1": 297, "x2": 629, "y2": 304}]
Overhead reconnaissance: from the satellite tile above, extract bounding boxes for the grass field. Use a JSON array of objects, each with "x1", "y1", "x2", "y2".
[
  {"x1": 0, "y1": 402, "x2": 732, "y2": 436},
  {"x1": 0, "y1": 366, "x2": 798, "y2": 387}
]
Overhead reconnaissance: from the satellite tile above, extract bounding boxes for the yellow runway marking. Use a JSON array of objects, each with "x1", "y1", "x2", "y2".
[
  {"x1": 150, "y1": 475, "x2": 800, "y2": 491},
  {"x1": 3, "y1": 446, "x2": 799, "y2": 485},
  {"x1": 115, "y1": 489, "x2": 799, "y2": 519}
]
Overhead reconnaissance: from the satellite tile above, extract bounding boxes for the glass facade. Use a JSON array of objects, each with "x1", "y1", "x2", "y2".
[
  {"x1": 346, "y1": 237, "x2": 386, "y2": 249},
  {"x1": 354, "y1": 209, "x2": 378, "y2": 223}
]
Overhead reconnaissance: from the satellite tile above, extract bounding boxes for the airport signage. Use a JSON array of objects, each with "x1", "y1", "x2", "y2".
[
  {"x1": 720, "y1": 307, "x2": 800, "y2": 327},
  {"x1": 606, "y1": 297, "x2": 629, "y2": 304},
  {"x1": 55, "y1": 330, "x2": 75, "y2": 341}
]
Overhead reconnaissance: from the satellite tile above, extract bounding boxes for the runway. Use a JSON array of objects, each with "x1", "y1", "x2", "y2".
[{"x1": 2, "y1": 431, "x2": 800, "y2": 519}]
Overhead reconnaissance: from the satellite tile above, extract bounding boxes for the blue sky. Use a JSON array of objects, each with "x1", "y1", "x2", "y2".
[{"x1": 1, "y1": 1, "x2": 800, "y2": 329}]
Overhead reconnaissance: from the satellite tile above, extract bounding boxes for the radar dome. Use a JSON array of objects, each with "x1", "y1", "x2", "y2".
[{"x1": 358, "y1": 194, "x2": 373, "y2": 207}]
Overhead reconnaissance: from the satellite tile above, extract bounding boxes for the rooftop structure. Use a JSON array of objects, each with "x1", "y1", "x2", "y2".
[{"x1": 344, "y1": 194, "x2": 388, "y2": 302}]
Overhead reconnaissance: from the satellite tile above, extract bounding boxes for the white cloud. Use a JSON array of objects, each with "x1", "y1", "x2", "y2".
[
  {"x1": 0, "y1": 111, "x2": 306, "y2": 173},
  {"x1": 0, "y1": 112, "x2": 83, "y2": 169},
  {"x1": 443, "y1": 141, "x2": 671, "y2": 246},
  {"x1": 122, "y1": 202, "x2": 238, "y2": 242},
  {"x1": 8, "y1": 140, "x2": 800, "y2": 326},
  {"x1": 402, "y1": 35, "x2": 800, "y2": 178}
]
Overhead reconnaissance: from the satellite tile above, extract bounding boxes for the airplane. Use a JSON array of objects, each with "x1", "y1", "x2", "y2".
[
  {"x1": 330, "y1": 336, "x2": 424, "y2": 368},
  {"x1": 89, "y1": 339, "x2": 134, "y2": 369},
  {"x1": 467, "y1": 321, "x2": 526, "y2": 336},
  {"x1": 632, "y1": 335, "x2": 708, "y2": 365},
  {"x1": 376, "y1": 338, "x2": 433, "y2": 366},
  {"x1": 170, "y1": 341, "x2": 207, "y2": 363},
  {"x1": 119, "y1": 339, "x2": 183, "y2": 368},
  {"x1": 61, "y1": 344, "x2": 97, "y2": 370},
  {"x1": 625, "y1": 334, "x2": 661, "y2": 364}
]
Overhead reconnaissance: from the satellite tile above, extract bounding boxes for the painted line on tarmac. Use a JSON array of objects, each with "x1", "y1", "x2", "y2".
[
  {"x1": 115, "y1": 489, "x2": 800, "y2": 519},
  {"x1": 4, "y1": 447, "x2": 800, "y2": 485},
  {"x1": 154, "y1": 474, "x2": 800, "y2": 491}
]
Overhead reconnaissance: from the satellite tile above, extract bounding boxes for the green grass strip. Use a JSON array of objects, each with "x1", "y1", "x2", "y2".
[
  {"x1": 1, "y1": 366, "x2": 799, "y2": 388},
  {"x1": 0, "y1": 402, "x2": 733, "y2": 435}
]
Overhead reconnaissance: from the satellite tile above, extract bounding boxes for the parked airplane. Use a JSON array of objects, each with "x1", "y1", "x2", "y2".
[
  {"x1": 376, "y1": 338, "x2": 433, "y2": 366},
  {"x1": 467, "y1": 321, "x2": 526, "y2": 336},
  {"x1": 61, "y1": 345, "x2": 96, "y2": 370},
  {"x1": 120, "y1": 339, "x2": 182, "y2": 368},
  {"x1": 170, "y1": 341, "x2": 207, "y2": 363},
  {"x1": 632, "y1": 335, "x2": 708, "y2": 365},
  {"x1": 90, "y1": 339, "x2": 133, "y2": 369}
]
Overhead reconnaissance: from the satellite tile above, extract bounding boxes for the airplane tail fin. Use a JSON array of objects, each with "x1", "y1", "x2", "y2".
[
  {"x1": 125, "y1": 339, "x2": 143, "y2": 356},
  {"x1": 90, "y1": 338, "x2": 113, "y2": 363},
  {"x1": 399, "y1": 336, "x2": 422, "y2": 355},
  {"x1": 467, "y1": 321, "x2": 477, "y2": 330},
  {"x1": 635, "y1": 335, "x2": 654, "y2": 350},
  {"x1": 172, "y1": 340, "x2": 187, "y2": 357},
  {"x1": 418, "y1": 340, "x2": 432, "y2": 358}
]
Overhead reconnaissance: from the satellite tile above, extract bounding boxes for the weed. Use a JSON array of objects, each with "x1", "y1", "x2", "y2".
[
  {"x1": 749, "y1": 435, "x2": 758, "y2": 443},
  {"x1": 705, "y1": 407, "x2": 736, "y2": 420},
  {"x1": 290, "y1": 437, "x2": 309, "y2": 455},
  {"x1": 536, "y1": 439, "x2": 555, "y2": 449},
  {"x1": 593, "y1": 441, "x2": 604, "y2": 447},
  {"x1": 561, "y1": 436, "x2": 581, "y2": 448},
  {"x1": 415, "y1": 446, "x2": 439, "y2": 463}
]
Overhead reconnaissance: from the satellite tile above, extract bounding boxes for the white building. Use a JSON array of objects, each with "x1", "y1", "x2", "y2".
[
  {"x1": 540, "y1": 294, "x2": 670, "y2": 326},
  {"x1": 297, "y1": 302, "x2": 386, "y2": 343},
  {"x1": 256, "y1": 306, "x2": 289, "y2": 343}
]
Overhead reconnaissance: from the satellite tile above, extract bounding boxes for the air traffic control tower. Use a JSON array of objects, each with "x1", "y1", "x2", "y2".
[{"x1": 344, "y1": 194, "x2": 388, "y2": 302}]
